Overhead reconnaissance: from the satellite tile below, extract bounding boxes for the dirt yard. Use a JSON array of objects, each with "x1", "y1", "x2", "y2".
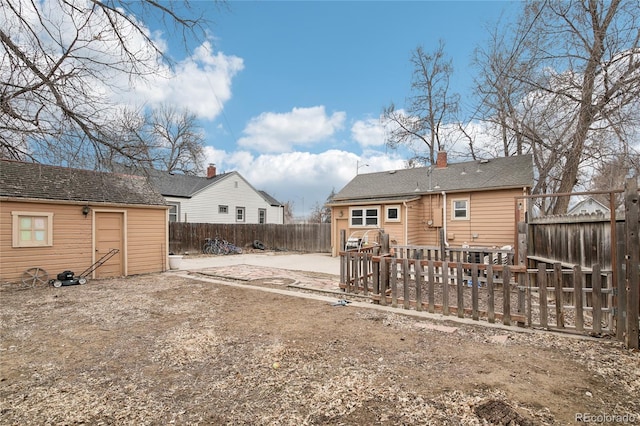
[{"x1": 1, "y1": 266, "x2": 638, "y2": 425}]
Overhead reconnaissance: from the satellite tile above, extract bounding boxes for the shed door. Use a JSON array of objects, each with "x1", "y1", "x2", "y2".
[{"x1": 95, "y1": 212, "x2": 124, "y2": 278}]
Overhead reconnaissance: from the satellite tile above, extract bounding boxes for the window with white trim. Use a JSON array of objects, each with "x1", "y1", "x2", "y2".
[
  {"x1": 219, "y1": 205, "x2": 228, "y2": 214},
  {"x1": 258, "y1": 208, "x2": 266, "y2": 224},
  {"x1": 350, "y1": 207, "x2": 379, "y2": 227},
  {"x1": 12, "y1": 212, "x2": 54, "y2": 247},
  {"x1": 236, "y1": 207, "x2": 245, "y2": 222},
  {"x1": 452, "y1": 199, "x2": 469, "y2": 220},
  {"x1": 168, "y1": 203, "x2": 180, "y2": 222},
  {"x1": 385, "y1": 205, "x2": 400, "y2": 222}
]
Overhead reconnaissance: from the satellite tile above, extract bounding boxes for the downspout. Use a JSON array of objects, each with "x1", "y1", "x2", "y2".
[{"x1": 441, "y1": 191, "x2": 449, "y2": 247}]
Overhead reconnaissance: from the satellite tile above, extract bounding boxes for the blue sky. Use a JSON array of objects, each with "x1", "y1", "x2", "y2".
[{"x1": 140, "y1": 1, "x2": 519, "y2": 218}]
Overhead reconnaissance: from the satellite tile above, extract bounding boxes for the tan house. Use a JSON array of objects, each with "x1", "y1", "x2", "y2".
[
  {"x1": 0, "y1": 160, "x2": 169, "y2": 284},
  {"x1": 329, "y1": 153, "x2": 533, "y2": 256}
]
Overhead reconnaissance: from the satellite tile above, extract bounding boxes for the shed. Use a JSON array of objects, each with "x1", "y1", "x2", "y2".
[{"x1": 0, "y1": 160, "x2": 169, "y2": 284}]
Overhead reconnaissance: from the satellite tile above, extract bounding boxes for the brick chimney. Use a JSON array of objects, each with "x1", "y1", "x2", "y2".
[
  {"x1": 207, "y1": 163, "x2": 217, "y2": 178},
  {"x1": 435, "y1": 151, "x2": 447, "y2": 169}
]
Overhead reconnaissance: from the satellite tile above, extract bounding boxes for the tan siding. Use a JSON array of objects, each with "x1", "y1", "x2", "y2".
[
  {"x1": 446, "y1": 189, "x2": 520, "y2": 248},
  {"x1": 383, "y1": 222, "x2": 405, "y2": 245},
  {"x1": 126, "y1": 209, "x2": 168, "y2": 275},
  {"x1": 0, "y1": 201, "x2": 93, "y2": 283},
  {"x1": 405, "y1": 199, "x2": 422, "y2": 245},
  {"x1": 1, "y1": 201, "x2": 167, "y2": 283}
]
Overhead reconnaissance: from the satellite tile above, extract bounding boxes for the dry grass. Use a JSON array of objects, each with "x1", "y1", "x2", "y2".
[{"x1": 1, "y1": 270, "x2": 638, "y2": 425}]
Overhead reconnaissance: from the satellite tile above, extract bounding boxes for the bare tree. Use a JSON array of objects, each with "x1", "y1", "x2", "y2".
[
  {"x1": 308, "y1": 188, "x2": 335, "y2": 224},
  {"x1": 474, "y1": 0, "x2": 640, "y2": 214},
  {"x1": 383, "y1": 41, "x2": 459, "y2": 166},
  {"x1": 472, "y1": 25, "x2": 531, "y2": 158},
  {"x1": 283, "y1": 201, "x2": 295, "y2": 224},
  {"x1": 307, "y1": 202, "x2": 324, "y2": 224},
  {"x1": 0, "y1": 0, "x2": 211, "y2": 169},
  {"x1": 589, "y1": 153, "x2": 640, "y2": 210},
  {"x1": 100, "y1": 105, "x2": 205, "y2": 174}
]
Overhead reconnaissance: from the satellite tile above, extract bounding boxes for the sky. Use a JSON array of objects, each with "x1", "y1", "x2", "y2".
[{"x1": 137, "y1": 1, "x2": 520, "y2": 219}]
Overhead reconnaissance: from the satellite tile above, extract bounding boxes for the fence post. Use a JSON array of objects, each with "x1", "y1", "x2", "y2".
[
  {"x1": 624, "y1": 177, "x2": 639, "y2": 349},
  {"x1": 592, "y1": 264, "x2": 602, "y2": 335},
  {"x1": 487, "y1": 264, "x2": 495, "y2": 324},
  {"x1": 517, "y1": 221, "x2": 527, "y2": 267},
  {"x1": 574, "y1": 265, "x2": 584, "y2": 333},
  {"x1": 427, "y1": 260, "x2": 435, "y2": 313},
  {"x1": 415, "y1": 259, "x2": 423, "y2": 312},
  {"x1": 372, "y1": 256, "x2": 380, "y2": 303},
  {"x1": 381, "y1": 231, "x2": 390, "y2": 254},
  {"x1": 379, "y1": 258, "x2": 388, "y2": 306},
  {"x1": 554, "y1": 263, "x2": 564, "y2": 328},
  {"x1": 538, "y1": 263, "x2": 548, "y2": 329},
  {"x1": 456, "y1": 262, "x2": 464, "y2": 319},
  {"x1": 503, "y1": 266, "x2": 511, "y2": 326}
]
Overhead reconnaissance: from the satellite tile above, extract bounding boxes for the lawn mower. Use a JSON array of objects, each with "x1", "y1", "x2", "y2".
[{"x1": 50, "y1": 248, "x2": 119, "y2": 287}]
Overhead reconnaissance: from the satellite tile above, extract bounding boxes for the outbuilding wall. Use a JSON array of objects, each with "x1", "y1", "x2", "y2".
[{"x1": 0, "y1": 200, "x2": 167, "y2": 284}]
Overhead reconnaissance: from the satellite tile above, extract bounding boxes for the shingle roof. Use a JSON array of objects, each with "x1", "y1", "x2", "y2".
[
  {"x1": 332, "y1": 154, "x2": 533, "y2": 203},
  {"x1": 259, "y1": 190, "x2": 283, "y2": 206},
  {"x1": 137, "y1": 167, "x2": 282, "y2": 206},
  {"x1": 0, "y1": 160, "x2": 166, "y2": 205},
  {"x1": 141, "y1": 168, "x2": 227, "y2": 198}
]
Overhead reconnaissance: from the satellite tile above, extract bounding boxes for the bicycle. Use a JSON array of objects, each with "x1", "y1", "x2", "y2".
[{"x1": 202, "y1": 236, "x2": 242, "y2": 255}]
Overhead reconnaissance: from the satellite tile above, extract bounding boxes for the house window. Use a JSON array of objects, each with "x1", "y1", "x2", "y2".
[
  {"x1": 385, "y1": 205, "x2": 400, "y2": 222},
  {"x1": 12, "y1": 212, "x2": 54, "y2": 247},
  {"x1": 236, "y1": 207, "x2": 245, "y2": 222},
  {"x1": 259, "y1": 208, "x2": 266, "y2": 224},
  {"x1": 350, "y1": 207, "x2": 379, "y2": 227},
  {"x1": 452, "y1": 199, "x2": 469, "y2": 220},
  {"x1": 168, "y1": 203, "x2": 180, "y2": 222},
  {"x1": 219, "y1": 205, "x2": 228, "y2": 214}
]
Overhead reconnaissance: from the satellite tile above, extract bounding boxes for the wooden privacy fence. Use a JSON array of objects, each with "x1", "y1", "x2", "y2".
[
  {"x1": 340, "y1": 249, "x2": 616, "y2": 336},
  {"x1": 169, "y1": 223, "x2": 331, "y2": 254}
]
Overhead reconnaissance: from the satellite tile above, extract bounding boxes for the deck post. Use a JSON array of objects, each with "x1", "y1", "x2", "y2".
[{"x1": 624, "y1": 177, "x2": 639, "y2": 349}]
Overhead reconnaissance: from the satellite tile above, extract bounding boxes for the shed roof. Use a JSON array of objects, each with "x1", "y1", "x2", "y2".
[
  {"x1": 332, "y1": 154, "x2": 533, "y2": 203},
  {"x1": 0, "y1": 160, "x2": 166, "y2": 206}
]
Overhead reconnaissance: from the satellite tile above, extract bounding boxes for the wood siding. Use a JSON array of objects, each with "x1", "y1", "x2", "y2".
[
  {"x1": 445, "y1": 189, "x2": 522, "y2": 248},
  {"x1": 331, "y1": 188, "x2": 524, "y2": 256},
  {"x1": 127, "y1": 208, "x2": 168, "y2": 275},
  {"x1": 0, "y1": 200, "x2": 167, "y2": 283}
]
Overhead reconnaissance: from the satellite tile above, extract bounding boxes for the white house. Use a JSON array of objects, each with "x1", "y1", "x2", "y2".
[
  {"x1": 567, "y1": 196, "x2": 610, "y2": 217},
  {"x1": 146, "y1": 165, "x2": 284, "y2": 224}
]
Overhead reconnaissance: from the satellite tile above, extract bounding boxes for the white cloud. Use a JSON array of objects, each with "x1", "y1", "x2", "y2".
[
  {"x1": 237, "y1": 106, "x2": 346, "y2": 153},
  {"x1": 351, "y1": 116, "x2": 386, "y2": 147},
  {"x1": 203, "y1": 146, "x2": 405, "y2": 216},
  {"x1": 131, "y1": 41, "x2": 244, "y2": 120}
]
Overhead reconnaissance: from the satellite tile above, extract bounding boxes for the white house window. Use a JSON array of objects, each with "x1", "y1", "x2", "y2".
[
  {"x1": 236, "y1": 207, "x2": 245, "y2": 222},
  {"x1": 259, "y1": 208, "x2": 266, "y2": 224},
  {"x1": 168, "y1": 203, "x2": 180, "y2": 222},
  {"x1": 12, "y1": 211, "x2": 54, "y2": 247},
  {"x1": 219, "y1": 205, "x2": 228, "y2": 214},
  {"x1": 452, "y1": 200, "x2": 469, "y2": 220},
  {"x1": 385, "y1": 205, "x2": 400, "y2": 222},
  {"x1": 350, "y1": 207, "x2": 379, "y2": 227}
]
